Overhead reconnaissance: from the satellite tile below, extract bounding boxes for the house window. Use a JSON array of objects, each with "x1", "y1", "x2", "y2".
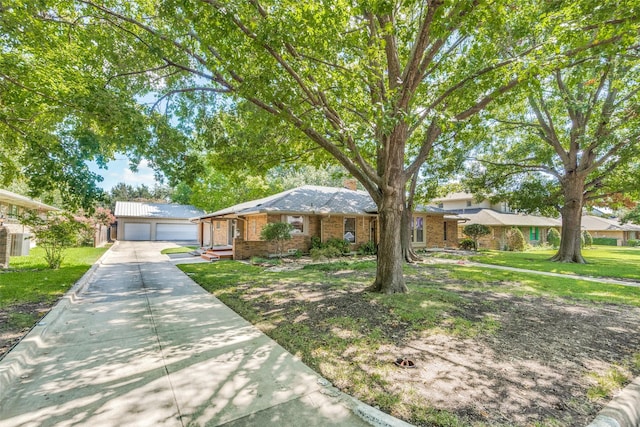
[
  {"x1": 466, "y1": 200, "x2": 472, "y2": 207},
  {"x1": 251, "y1": 220, "x2": 257, "y2": 235},
  {"x1": 344, "y1": 218, "x2": 356, "y2": 243},
  {"x1": 529, "y1": 227, "x2": 540, "y2": 241},
  {"x1": 411, "y1": 216, "x2": 424, "y2": 243},
  {"x1": 8, "y1": 204, "x2": 18, "y2": 219},
  {"x1": 286, "y1": 215, "x2": 305, "y2": 234},
  {"x1": 444, "y1": 222, "x2": 448, "y2": 241},
  {"x1": 216, "y1": 221, "x2": 221, "y2": 229},
  {"x1": 438, "y1": 203, "x2": 444, "y2": 209}
]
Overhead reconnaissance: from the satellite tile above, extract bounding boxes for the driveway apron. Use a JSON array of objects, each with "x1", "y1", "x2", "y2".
[{"x1": 0, "y1": 242, "x2": 376, "y2": 427}]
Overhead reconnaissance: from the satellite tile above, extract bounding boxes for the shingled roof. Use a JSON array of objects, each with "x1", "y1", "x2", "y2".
[
  {"x1": 459, "y1": 208, "x2": 561, "y2": 228},
  {"x1": 195, "y1": 186, "x2": 377, "y2": 219},
  {"x1": 581, "y1": 215, "x2": 640, "y2": 232}
]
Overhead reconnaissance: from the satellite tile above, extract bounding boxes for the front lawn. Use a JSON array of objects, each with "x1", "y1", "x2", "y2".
[
  {"x1": 470, "y1": 245, "x2": 640, "y2": 281},
  {"x1": 180, "y1": 259, "x2": 640, "y2": 427},
  {"x1": 0, "y1": 246, "x2": 108, "y2": 356}
]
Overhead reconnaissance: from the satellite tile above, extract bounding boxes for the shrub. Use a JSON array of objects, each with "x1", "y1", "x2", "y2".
[
  {"x1": 325, "y1": 237, "x2": 351, "y2": 254},
  {"x1": 463, "y1": 224, "x2": 491, "y2": 251},
  {"x1": 260, "y1": 222, "x2": 293, "y2": 257},
  {"x1": 547, "y1": 228, "x2": 561, "y2": 248},
  {"x1": 310, "y1": 246, "x2": 343, "y2": 261},
  {"x1": 357, "y1": 240, "x2": 377, "y2": 255},
  {"x1": 592, "y1": 237, "x2": 618, "y2": 246},
  {"x1": 459, "y1": 238, "x2": 475, "y2": 251},
  {"x1": 310, "y1": 236, "x2": 323, "y2": 250},
  {"x1": 506, "y1": 227, "x2": 526, "y2": 252},
  {"x1": 582, "y1": 230, "x2": 593, "y2": 248},
  {"x1": 627, "y1": 239, "x2": 640, "y2": 247}
]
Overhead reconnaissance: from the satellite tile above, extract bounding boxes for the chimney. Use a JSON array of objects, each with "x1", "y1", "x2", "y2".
[{"x1": 343, "y1": 178, "x2": 358, "y2": 191}]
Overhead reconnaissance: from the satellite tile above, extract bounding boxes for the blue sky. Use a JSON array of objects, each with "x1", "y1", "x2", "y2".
[{"x1": 88, "y1": 158, "x2": 160, "y2": 192}]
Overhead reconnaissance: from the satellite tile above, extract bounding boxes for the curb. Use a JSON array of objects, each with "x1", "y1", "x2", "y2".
[
  {"x1": 586, "y1": 376, "x2": 640, "y2": 427},
  {"x1": 0, "y1": 244, "x2": 113, "y2": 401}
]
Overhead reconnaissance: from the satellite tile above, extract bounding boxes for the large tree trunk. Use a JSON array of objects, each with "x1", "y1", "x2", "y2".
[
  {"x1": 367, "y1": 186, "x2": 408, "y2": 294},
  {"x1": 401, "y1": 206, "x2": 421, "y2": 262},
  {"x1": 550, "y1": 176, "x2": 586, "y2": 263}
]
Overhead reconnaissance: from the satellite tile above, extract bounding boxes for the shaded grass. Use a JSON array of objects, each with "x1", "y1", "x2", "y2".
[
  {"x1": 179, "y1": 258, "x2": 640, "y2": 426},
  {"x1": 471, "y1": 245, "x2": 640, "y2": 280},
  {"x1": 0, "y1": 246, "x2": 108, "y2": 307}
]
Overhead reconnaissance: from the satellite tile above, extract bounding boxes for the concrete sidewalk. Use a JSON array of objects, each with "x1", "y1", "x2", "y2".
[{"x1": 0, "y1": 241, "x2": 408, "y2": 427}]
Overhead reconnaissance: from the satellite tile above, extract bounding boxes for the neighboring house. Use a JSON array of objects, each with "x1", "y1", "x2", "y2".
[
  {"x1": 0, "y1": 189, "x2": 60, "y2": 233},
  {"x1": 114, "y1": 202, "x2": 205, "y2": 242},
  {"x1": 431, "y1": 192, "x2": 561, "y2": 250},
  {"x1": 581, "y1": 215, "x2": 640, "y2": 246},
  {"x1": 0, "y1": 189, "x2": 60, "y2": 255},
  {"x1": 191, "y1": 185, "x2": 460, "y2": 260}
]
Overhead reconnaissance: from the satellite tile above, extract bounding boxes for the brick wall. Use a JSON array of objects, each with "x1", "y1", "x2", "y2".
[{"x1": 233, "y1": 234, "x2": 311, "y2": 259}]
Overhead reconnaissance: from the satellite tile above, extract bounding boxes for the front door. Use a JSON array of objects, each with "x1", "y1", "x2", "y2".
[{"x1": 228, "y1": 220, "x2": 236, "y2": 245}]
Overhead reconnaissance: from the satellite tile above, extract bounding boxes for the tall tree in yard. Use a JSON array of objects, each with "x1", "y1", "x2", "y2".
[
  {"x1": 71, "y1": 0, "x2": 544, "y2": 293},
  {"x1": 467, "y1": 47, "x2": 640, "y2": 262}
]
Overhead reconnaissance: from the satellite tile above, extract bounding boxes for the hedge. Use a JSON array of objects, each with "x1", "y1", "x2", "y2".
[{"x1": 592, "y1": 237, "x2": 618, "y2": 246}]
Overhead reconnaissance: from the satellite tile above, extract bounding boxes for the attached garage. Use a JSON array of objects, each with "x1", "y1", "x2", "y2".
[
  {"x1": 115, "y1": 202, "x2": 205, "y2": 242},
  {"x1": 156, "y1": 223, "x2": 197, "y2": 241},
  {"x1": 124, "y1": 223, "x2": 151, "y2": 241}
]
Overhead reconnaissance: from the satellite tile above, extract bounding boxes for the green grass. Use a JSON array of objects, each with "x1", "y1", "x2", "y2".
[
  {"x1": 0, "y1": 246, "x2": 108, "y2": 307},
  {"x1": 471, "y1": 245, "x2": 640, "y2": 280},
  {"x1": 439, "y1": 264, "x2": 640, "y2": 307},
  {"x1": 160, "y1": 245, "x2": 198, "y2": 254}
]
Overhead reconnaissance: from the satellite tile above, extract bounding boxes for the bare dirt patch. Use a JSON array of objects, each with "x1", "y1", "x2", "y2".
[
  {"x1": 0, "y1": 302, "x2": 51, "y2": 359},
  {"x1": 230, "y1": 265, "x2": 640, "y2": 426}
]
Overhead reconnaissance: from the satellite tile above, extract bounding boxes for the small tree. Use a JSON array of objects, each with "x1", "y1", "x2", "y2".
[
  {"x1": 260, "y1": 222, "x2": 293, "y2": 258},
  {"x1": 547, "y1": 228, "x2": 561, "y2": 248},
  {"x1": 463, "y1": 224, "x2": 491, "y2": 251},
  {"x1": 582, "y1": 230, "x2": 593, "y2": 248},
  {"x1": 20, "y1": 211, "x2": 86, "y2": 269},
  {"x1": 506, "y1": 227, "x2": 526, "y2": 252}
]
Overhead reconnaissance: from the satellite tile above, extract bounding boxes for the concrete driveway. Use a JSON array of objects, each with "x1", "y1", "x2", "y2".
[{"x1": 0, "y1": 242, "x2": 400, "y2": 427}]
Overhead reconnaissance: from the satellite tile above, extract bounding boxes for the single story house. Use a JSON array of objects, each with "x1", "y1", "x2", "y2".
[
  {"x1": 453, "y1": 209, "x2": 562, "y2": 250},
  {"x1": 191, "y1": 185, "x2": 461, "y2": 260},
  {"x1": 114, "y1": 202, "x2": 205, "y2": 242},
  {"x1": 581, "y1": 215, "x2": 640, "y2": 245},
  {"x1": 0, "y1": 189, "x2": 60, "y2": 258}
]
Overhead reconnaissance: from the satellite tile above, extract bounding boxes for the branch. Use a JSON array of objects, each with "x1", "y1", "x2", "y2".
[
  {"x1": 105, "y1": 64, "x2": 172, "y2": 86},
  {"x1": 528, "y1": 92, "x2": 568, "y2": 165},
  {"x1": 151, "y1": 87, "x2": 231, "y2": 111}
]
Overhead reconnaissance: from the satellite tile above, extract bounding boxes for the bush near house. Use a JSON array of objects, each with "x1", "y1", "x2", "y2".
[
  {"x1": 463, "y1": 223, "x2": 491, "y2": 251},
  {"x1": 547, "y1": 228, "x2": 561, "y2": 248},
  {"x1": 459, "y1": 238, "x2": 475, "y2": 251},
  {"x1": 260, "y1": 222, "x2": 293, "y2": 258},
  {"x1": 592, "y1": 237, "x2": 618, "y2": 246},
  {"x1": 582, "y1": 230, "x2": 593, "y2": 248},
  {"x1": 506, "y1": 227, "x2": 526, "y2": 252},
  {"x1": 627, "y1": 239, "x2": 640, "y2": 247}
]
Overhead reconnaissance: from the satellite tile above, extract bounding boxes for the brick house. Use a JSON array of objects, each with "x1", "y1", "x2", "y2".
[
  {"x1": 581, "y1": 214, "x2": 640, "y2": 246},
  {"x1": 431, "y1": 192, "x2": 561, "y2": 250},
  {"x1": 192, "y1": 185, "x2": 460, "y2": 260}
]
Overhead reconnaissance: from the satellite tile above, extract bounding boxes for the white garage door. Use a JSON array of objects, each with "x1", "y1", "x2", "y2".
[
  {"x1": 124, "y1": 223, "x2": 151, "y2": 241},
  {"x1": 156, "y1": 223, "x2": 197, "y2": 241}
]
